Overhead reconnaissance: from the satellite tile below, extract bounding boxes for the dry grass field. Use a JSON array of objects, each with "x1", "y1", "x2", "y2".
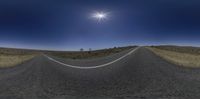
[
  {"x1": 0, "y1": 48, "x2": 39, "y2": 68},
  {"x1": 0, "y1": 55, "x2": 35, "y2": 68},
  {"x1": 151, "y1": 45, "x2": 200, "y2": 55},
  {"x1": 148, "y1": 46, "x2": 200, "y2": 68},
  {"x1": 46, "y1": 46, "x2": 136, "y2": 59}
]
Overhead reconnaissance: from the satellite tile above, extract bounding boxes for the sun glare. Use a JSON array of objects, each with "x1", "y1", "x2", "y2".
[{"x1": 92, "y1": 12, "x2": 108, "y2": 22}]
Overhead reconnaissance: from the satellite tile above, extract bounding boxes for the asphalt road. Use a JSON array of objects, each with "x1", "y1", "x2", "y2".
[{"x1": 0, "y1": 47, "x2": 200, "y2": 99}]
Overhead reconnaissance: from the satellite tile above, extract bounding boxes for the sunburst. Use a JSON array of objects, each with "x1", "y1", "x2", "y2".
[{"x1": 92, "y1": 12, "x2": 108, "y2": 22}]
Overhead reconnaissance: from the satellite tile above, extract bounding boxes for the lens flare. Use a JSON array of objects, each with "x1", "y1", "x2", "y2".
[{"x1": 92, "y1": 12, "x2": 108, "y2": 22}]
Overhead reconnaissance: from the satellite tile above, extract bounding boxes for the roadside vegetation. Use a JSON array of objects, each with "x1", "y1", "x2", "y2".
[
  {"x1": 0, "y1": 55, "x2": 35, "y2": 68},
  {"x1": 151, "y1": 45, "x2": 200, "y2": 55},
  {"x1": 148, "y1": 46, "x2": 200, "y2": 68},
  {"x1": 0, "y1": 48, "x2": 38, "y2": 68},
  {"x1": 46, "y1": 46, "x2": 136, "y2": 59}
]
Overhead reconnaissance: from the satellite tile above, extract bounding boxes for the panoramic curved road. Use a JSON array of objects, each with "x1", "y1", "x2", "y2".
[{"x1": 0, "y1": 47, "x2": 200, "y2": 99}]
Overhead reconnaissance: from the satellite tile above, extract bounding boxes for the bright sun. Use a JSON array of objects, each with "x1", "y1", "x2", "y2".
[{"x1": 92, "y1": 12, "x2": 108, "y2": 22}]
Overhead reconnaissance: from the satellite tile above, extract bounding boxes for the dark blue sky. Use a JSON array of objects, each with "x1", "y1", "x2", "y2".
[{"x1": 0, "y1": 0, "x2": 200, "y2": 50}]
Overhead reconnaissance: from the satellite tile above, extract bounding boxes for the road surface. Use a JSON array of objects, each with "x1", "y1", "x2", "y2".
[{"x1": 0, "y1": 47, "x2": 200, "y2": 99}]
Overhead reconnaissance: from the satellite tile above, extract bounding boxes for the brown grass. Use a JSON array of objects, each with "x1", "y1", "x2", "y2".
[
  {"x1": 150, "y1": 45, "x2": 200, "y2": 55},
  {"x1": 148, "y1": 47, "x2": 200, "y2": 68},
  {"x1": 0, "y1": 54, "x2": 35, "y2": 68},
  {"x1": 47, "y1": 46, "x2": 136, "y2": 59}
]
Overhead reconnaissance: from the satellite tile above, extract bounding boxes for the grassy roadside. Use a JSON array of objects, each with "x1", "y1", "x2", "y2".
[
  {"x1": 150, "y1": 45, "x2": 200, "y2": 55},
  {"x1": 147, "y1": 47, "x2": 200, "y2": 68},
  {"x1": 0, "y1": 48, "x2": 38, "y2": 68},
  {"x1": 0, "y1": 54, "x2": 36, "y2": 68}
]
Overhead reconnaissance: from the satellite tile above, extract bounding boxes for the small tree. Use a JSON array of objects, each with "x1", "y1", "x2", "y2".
[
  {"x1": 88, "y1": 48, "x2": 92, "y2": 54},
  {"x1": 80, "y1": 48, "x2": 84, "y2": 52}
]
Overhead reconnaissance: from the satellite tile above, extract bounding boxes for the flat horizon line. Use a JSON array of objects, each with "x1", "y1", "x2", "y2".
[{"x1": 0, "y1": 44, "x2": 200, "y2": 52}]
